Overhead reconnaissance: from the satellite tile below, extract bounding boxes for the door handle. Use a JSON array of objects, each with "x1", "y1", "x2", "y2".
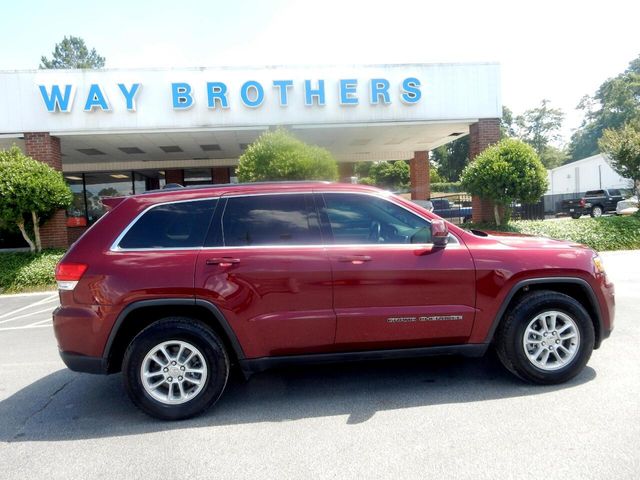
[
  {"x1": 206, "y1": 257, "x2": 241, "y2": 266},
  {"x1": 336, "y1": 255, "x2": 372, "y2": 264}
]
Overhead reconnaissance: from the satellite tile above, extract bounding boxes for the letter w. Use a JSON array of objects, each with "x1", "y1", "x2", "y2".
[{"x1": 38, "y1": 85, "x2": 75, "y2": 112}]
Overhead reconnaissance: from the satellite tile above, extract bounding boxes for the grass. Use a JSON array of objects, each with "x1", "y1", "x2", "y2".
[
  {"x1": 0, "y1": 249, "x2": 65, "y2": 294},
  {"x1": 463, "y1": 214, "x2": 640, "y2": 252}
]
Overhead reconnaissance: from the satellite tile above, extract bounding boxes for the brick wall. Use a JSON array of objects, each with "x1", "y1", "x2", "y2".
[
  {"x1": 212, "y1": 167, "x2": 230, "y2": 184},
  {"x1": 469, "y1": 119, "x2": 501, "y2": 223},
  {"x1": 410, "y1": 151, "x2": 430, "y2": 200},
  {"x1": 23, "y1": 132, "x2": 69, "y2": 249},
  {"x1": 165, "y1": 169, "x2": 184, "y2": 185}
]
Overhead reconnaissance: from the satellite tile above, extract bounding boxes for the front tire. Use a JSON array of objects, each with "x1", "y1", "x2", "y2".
[
  {"x1": 496, "y1": 291, "x2": 594, "y2": 385},
  {"x1": 123, "y1": 317, "x2": 229, "y2": 420}
]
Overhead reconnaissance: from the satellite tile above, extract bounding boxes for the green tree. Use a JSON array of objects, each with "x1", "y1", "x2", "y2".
[
  {"x1": 460, "y1": 139, "x2": 548, "y2": 225},
  {"x1": 432, "y1": 137, "x2": 469, "y2": 182},
  {"x1": 539, "y1": 145, "x2": 569, "y2": 169},
  {"x1": 599, "y1": 122, "x2": 640, "y2": 196},
  {"x1": 0, "y1": 147, "x2": 72, "y2": 252},
  {"x1": 501, "y1": 106, "x2": 517, "y2": 138},
  {"x1": 40, "y1": 35, "x2": 105, "y2": 69},
  {"x1": 365, "y1": 161, "x2": 409, "y2": 191},
  {"x1": 569, "y1": 55, "x2": 640, "y2": 160},
  {"x1": 515, "y1": 99, "x2": 565, "y2": 166},
  {"x1": 237, "y1": 129, "x2": 338, "y2": 182}
]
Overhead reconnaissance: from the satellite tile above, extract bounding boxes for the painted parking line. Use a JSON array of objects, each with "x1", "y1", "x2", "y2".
[
  {"x1": 26, "y1": 318, "x2": 54, "y2": 327},
  {"x1": 0, "y1": 307, "x2": 57, "y2": 326},
  {"x1": 0, "y1": 323, "x2": 53, "y2": 332},
  {"x1": 0, "y1": 294, "x2": 58, "y2": 320}
]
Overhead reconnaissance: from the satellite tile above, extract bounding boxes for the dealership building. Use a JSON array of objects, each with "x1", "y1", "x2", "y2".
[{"x1": 0, "y1": 63, "x2": 501, "y2": 248}]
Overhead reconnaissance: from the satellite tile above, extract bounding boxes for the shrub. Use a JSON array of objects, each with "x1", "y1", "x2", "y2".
[
  {"x1": 0, "y1": 250, "x2": 65, "y2": 293},
  {"x1": 0, "y1": 146, "x2": 72, "y2": 252},
  {"x1": 460, "y1": 139, "x2": 548, "y2": 225},
  {"x1": 462, "y1": 216, "x2": 640, "y2": 252},
  {"x1": 430, "y1": 182, "x2": 462, "y2": 193},
  {"x1": 236, "y1": 129, "x2": 338, "y2": 182}
]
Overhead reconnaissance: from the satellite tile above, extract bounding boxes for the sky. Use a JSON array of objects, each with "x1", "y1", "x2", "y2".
[{"x1": 1, "y1": 0, "x2": 638, "y2": 145}]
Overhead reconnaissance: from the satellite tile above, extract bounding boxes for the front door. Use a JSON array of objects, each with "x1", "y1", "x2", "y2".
[
  {"x1": 317, "y1": 192, "x2": 476, "y2": 351},
  {"x1": 195, "y1": 193, "x2": 335, "y2": 359}
]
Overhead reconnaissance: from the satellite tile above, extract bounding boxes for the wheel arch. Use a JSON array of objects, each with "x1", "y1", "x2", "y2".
[
  {"x1": 104, "y1": 298, "x2": 245, "y2": 374},
  {"x1": 485, "y1": 277, "x2": 604, "y2": 349}
]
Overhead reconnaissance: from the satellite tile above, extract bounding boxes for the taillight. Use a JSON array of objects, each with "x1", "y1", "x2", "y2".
[
  {"x1": 579, "y1": 198, "x2": 586, "y2": 207},
  {"x1": 55, "y1": 262, "x2": 88, "y2": 290}
]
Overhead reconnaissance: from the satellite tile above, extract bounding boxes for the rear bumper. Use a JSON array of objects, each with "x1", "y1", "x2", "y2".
[{"x1": 59, "y1": 350, "x2": 108, "y2": 374}]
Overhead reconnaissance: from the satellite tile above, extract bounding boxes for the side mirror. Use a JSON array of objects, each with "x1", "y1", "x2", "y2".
[{"x1": 431, "y1": 219, "x2": 449, "y2": 247}]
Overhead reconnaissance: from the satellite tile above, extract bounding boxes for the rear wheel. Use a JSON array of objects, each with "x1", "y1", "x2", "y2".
[
  {"x1": 570, "y1": 213, "x2": 581, "y2": 219},
  {"x1": 590, "y1": 205, "x2": 603, "y2": 217},
  {"x1": 496, "y1": 291, "x2": 594, "y2": 384},
  {"x1": 123, "y1": 317, "x2": 229, "y2": 420}
]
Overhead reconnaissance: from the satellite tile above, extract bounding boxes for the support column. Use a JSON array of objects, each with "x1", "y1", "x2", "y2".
[
  {"x1": 469, "y1": 119, "x2": 501, "y2": 223},
  {"x1": 410, "y1": 151, "x2": 430, "y2": 200},
  {"x1": 338, "y1": 163, "x2": 353, "y2": 183},
  {"x1": 164, "y1": 169, "x2": 184, "y2": 185},
  {"x1": 23, "y1": 132, "x2": 69, "y2": 249},
  {"x1": 212, "y1": 167, "x2": 230, "y2": 184}
]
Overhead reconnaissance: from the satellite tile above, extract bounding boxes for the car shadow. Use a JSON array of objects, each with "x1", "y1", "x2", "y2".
[{"x1": 0, "y1": 353, "x2": 596, "y2": 442}]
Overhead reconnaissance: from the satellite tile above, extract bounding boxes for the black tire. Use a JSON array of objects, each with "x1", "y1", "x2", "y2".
[
  {"x1": 495, "y1": 291, "x2": 594, "y2": 385},
  {"x1": 590, "y1": 205, "x2": 603, "y2": 218},
  {"x1": 123, "y1": 317, "x2": 229, "y2": 420},
  {"x1": 571, "y1": 213, "x2": 581, "y2": 219}
]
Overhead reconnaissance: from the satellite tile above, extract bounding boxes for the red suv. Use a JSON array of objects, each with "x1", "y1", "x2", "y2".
[{"x1": 53, "y1": 182, "x2": 615, "y2": 419}]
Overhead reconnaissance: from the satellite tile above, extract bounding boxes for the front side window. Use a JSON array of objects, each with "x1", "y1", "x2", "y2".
[
  {"x1": 222, "y1": 194, "x2": 320, "y2": 246},
  {"x1": 118, "y1": 199, "x2": 216, "y2": 249},
  {"x1": 321, "y1": 193, "x2": 431, "y2": 244}
]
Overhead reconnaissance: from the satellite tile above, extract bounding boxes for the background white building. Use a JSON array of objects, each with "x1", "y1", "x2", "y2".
[{"x1": 546, "y1": 154, "x2": 632, "y2": 195}]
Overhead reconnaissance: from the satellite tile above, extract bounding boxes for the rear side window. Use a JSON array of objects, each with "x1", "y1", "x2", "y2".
[
  {"x1": 221, "y1": 194, "x2": 320, "y2": 246},
  {"x1": 118, "y1": 199, "x2": 216, "y2": 249},
  {"x1": 586, "y1": 190, "x2": 604, "y2": 197}
]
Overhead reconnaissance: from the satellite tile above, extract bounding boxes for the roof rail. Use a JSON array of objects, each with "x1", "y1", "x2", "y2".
[{"x1": 142, "y1": 180, "x2": 333, "y2": 194}]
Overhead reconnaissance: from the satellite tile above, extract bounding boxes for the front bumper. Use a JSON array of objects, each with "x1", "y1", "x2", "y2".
[{"x1": 59, "y1": 350, "x2": 108, "y2": 374}]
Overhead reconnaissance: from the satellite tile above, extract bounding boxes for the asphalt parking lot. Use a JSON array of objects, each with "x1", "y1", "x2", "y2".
[{"x1": 0, "y1": 251, "x2": 638, "y2": 479}]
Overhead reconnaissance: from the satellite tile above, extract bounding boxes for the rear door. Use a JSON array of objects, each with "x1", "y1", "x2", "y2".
[
  {"x1": 195, "y1": 193, "x2": 335, "y2": 359},
  {"x1": 317, "y1": 192, "x2": 476, "y2": 350}
]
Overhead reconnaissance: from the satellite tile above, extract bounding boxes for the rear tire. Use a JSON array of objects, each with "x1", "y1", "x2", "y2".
[
  {"x1": 123, "y1": 317, "x2": 229, "y2": 420},
  {"x1": 590, "y1": 205, "x2": 603, "y2": 217},
  {"x1": 571, "y1": 213, "x2": 581, "y2": 219},
  {"x1": 495, "y1": 291, "x2": 594, "y2": 385}
]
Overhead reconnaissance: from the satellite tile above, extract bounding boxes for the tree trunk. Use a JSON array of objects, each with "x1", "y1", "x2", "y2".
[
  {"x1": 16, "y1": 219, "x2": 36, "y2": 252},
  {"x1": 32, "y1": 211, "x2": 42, "y2": 253},
  {"x1": 494, "y1": 203, "x2": 501, "y2": 226}
]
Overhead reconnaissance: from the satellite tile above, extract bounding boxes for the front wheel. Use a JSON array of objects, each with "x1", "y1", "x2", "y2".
[
  {"x1": 496, "y1": 291, "x2": 594, "y2": 384},
  {"x1": 123, "y1": 317, "x2": 229, "y2": 420}
]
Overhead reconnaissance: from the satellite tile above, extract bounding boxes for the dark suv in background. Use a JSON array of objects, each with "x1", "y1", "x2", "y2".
[{"x1": 54, "y1": 182, "x2": 614, "y2": 419}]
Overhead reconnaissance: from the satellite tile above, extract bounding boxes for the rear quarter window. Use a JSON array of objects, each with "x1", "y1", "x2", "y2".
[{"x1": 117, "y1": 199, "x2": 216, "y2": 249}]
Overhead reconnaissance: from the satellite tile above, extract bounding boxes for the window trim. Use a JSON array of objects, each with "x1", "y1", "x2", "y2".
[
  {"x1": 110, "y1": 197, "x2": 218, "y2": 252},
  {"x1": 111, "y1": 191, "x2": 460, "y2": 252}
]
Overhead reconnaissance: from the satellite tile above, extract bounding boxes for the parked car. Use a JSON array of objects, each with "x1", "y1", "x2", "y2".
[
  {"x1": 561, "y1": 189, "x2": 626, "y2": 218},
  {"x1": 54, "y1": 182, "x2": 614, "y2": 420},
  {"x1": 430, "y1": 197, "x2": 473, "y2": 223},
  {"x1": 616, "y1": 196, "x2": 639, "y2": 216}
]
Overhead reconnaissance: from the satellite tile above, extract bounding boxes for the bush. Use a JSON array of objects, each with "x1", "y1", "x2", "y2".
[
  {"x1": 462, "y1": 216, "x2": 640, "y2": 251},
  {"x1": 236, "y1": 129, "x2": 338, "y2": 182},
  {"x1": 431, "y1": 182, "x2": 462, "y2": 193},
  {"x1": 460, "y1": 139, "x2": 548, "y2": 225},
  {"x1": 0, "y1": 250, "x2": 64, "y2": 293},
  {"x1": 0, "y1": 146, "x2": 72, "y2": 252}
]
